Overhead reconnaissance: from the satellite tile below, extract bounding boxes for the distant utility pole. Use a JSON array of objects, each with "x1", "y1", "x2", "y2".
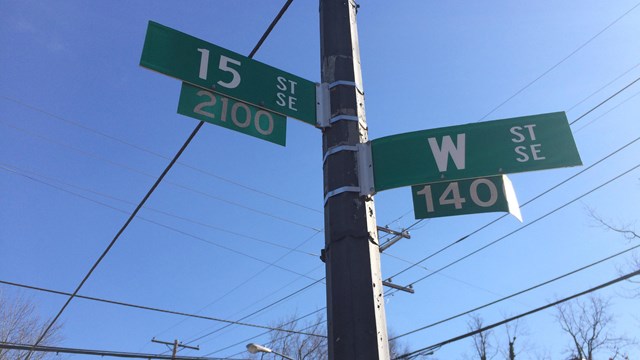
[
  {"x1": 319, "y1": 0, "x2": 390, "y2": 359},
  {"x1": 151, "y1": 338, "x2": 199, "y2": 360}
]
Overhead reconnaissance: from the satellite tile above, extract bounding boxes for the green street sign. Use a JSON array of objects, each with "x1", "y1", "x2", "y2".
[
  {"x1": 371, "y1": 112, "x2": 582, "y2": 192},
  {"x1": 411, "y1": 175, "x2": 522, "y2": 221},
  {"x1": 141, "y1": 21, "x2": 316, "y2": 125},
  {"x1": 177, "y1": 83, "x2": 286, "y2": 146}
]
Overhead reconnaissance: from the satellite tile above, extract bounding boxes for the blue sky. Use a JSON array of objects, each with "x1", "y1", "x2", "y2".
[{"x1": 1, "y1": 1, "x2": 639, "y2": 359}]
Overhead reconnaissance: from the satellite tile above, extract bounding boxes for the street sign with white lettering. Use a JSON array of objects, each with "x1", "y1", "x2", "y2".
[
  {"x1": 371, "y1": 112, "x2": 581, "y2": 192},
  {"x1": 411, "y1": 175, "x2": 522, "y2": 221},
  {"x1": 141, "y1": 21, "x2": 317, "y2": 125},
  {"x1": 177, "y1": 83, "x2": 287, "y2": 146}
]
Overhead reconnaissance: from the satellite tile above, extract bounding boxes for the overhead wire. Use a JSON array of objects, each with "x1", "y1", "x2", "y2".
[
  {"x1": 0, "y1": 342, "x2": 245, "y2": 360},
  {"x1": 184, "y1": 278, "x2": 324, "y2": 346},
  {"x1": 207, "y1": 308, "x2": 325, "y2": 357},
  {"x1": 0, "y1": 165, "x2": 322, "y2": 280},
  {"x1": 394, "y1": 269, "x2": 640, "y2": 359},
  {"x1": 0, "y1": 120, "x2": 321, "y2": 232},
  {"x1": 19, "y1": 1, "x2": 307, "y2": 351},
  {"x1": 403, "y1": 161, "x2": 640, "y2": 290},
  {"x1": 0, "y1": 279, "x2": 324, "y2": 338},
  {"x1": 197, "y1": 40, "x2": 640, "y2": 357},
  {"x1": 385, "y1": 71, "x2": 640, "y2": 282},
  {"x1": 151, "y1": 231, "x2": 324, "y2": 340},
  {"x1": 0, "y1": 94, "x2": 321, "y2": 215},
  {"x1": 197, "y1": 4, "x2": 640, "y2": 354},
  {"x1": 476, "y1": 0, "x2": 640, "y2": 122},
  {"x1": 0, "y1": 161, "x2": 318, "y2": 257},
  {"x1": 386, "y1": 134, "x2": 640, "y2": 282},
  {"x1": 390, "y1": 242, "x2": 640, "y2": 341},
  {"x1": 26, "y1": 120, "x2": 205, "y2": 353}
]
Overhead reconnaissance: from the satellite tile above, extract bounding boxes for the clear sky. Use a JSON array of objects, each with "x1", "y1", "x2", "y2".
[{"x1": 1, "y1": 1, "x2": 639, "y2": 359}]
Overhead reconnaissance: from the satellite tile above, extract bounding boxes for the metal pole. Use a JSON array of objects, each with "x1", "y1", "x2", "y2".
[{"x1": 319, "y1": 1, "x2": 390, "y2": 359}]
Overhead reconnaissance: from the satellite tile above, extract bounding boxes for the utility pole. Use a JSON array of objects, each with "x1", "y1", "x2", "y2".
[
  {"x1": 320, "y1": 1, "x2": 390, "y2": 359},
  {"x1": 151, "y1": 338, "x2": 199, "y2": 360}
]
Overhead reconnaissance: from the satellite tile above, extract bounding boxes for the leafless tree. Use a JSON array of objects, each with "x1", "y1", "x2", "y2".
[
  {"x1": 554, "y1": 295, "x2": 632, "y2": 360},
  {"x1": 467, "y1": 314, "x2": 496, "y2": 360},
  {"x1": 588, "y1": 208, "x2": 640, "y2": 291},
  {"x1": 499, "y1": 318, "x2": 527, "y2": 360},
  {"x1": 0, "y1": 290, "x2": 63, "y2": 360}
]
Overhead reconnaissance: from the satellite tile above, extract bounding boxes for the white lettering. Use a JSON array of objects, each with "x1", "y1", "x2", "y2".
[
  {"x1": 514, "y1": 146, "x2": 529, "y2": 162},
  {"x1": 288, "y1": 79, "x2": 298, "y2": 95},
  {"x1": 276, "y1": 76, "x2": 287, "y2": 91},
  {"x1": 428, "y1": 134, "x2": 466, "y2": 172},
  {"x1": 276, "y1": 92, "x2": 287, "y2": 107},
  {"x1": 530, "y1": 144, "x2": 545, "y2": 160},
  {"x1": 288, "y1": 96, "x2": 298, "y2": 111},
  {"x1": 524, "y1": 124, "x2": 537, "y2": 141},
  {"x1": 254, "y1": 110, "x2": 274, "y2": 135},
  {"x1": 231, "y1": 102, "x2": 251, "y2": 128},
  {"x1": 510, "y1": 126, "x2": 526, "y2": 143}
]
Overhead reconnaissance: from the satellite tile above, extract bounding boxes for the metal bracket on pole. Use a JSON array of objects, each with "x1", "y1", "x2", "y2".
[
  {"x1": 357, "y1": 142, "x2": 375, "y2": 196},
  {"x1": 382, "y1": 280, "x2": 415, "y2": 294},
  {"x1": 316, "y1": 82, "x2": 331, "y2": 128},
  {"x1": 378, "y1": 227, "x2": 411, "y2": 252}
]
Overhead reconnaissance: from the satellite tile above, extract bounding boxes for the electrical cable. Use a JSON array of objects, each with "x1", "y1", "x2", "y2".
[
  {"x1": 23, "y1": 1, "x2": 303, "y2": 351},
  {"x1": 386, "y1": 135, "x2": 640, "y2": 281},
  {"x1": 0, "y1": 161, "x2": 318, "y2": 257},
  {"x1": 0, "y1": 120, "x2": 321, "y2": 232},
  {"x1": 208, "y1": 308, "x2": 325, "y2": 357},
  {"x1": 27, "y1": 120, "x2": 205, "y2": 353},
  {"x1": 476, "y1": 1, "x2": 640, "y2": 122},
  {"x1": 385, "y1": 74, "x2": 640, "y2": 281},
  {"x1": 0, "y1": 342, "x2": 244, "y2": 360},
  {"x1": 569, "y1": 74, "x2": 640, "y2": 125},
  {"x1": 185, "y1": 278, "x2": 324, "y2": 346},
  {"x1": 151, "y1": 232, "x2": 324, "y2": 340},
  {"x1": 390, "y1": 242, "x2": 640, "y2": 341},
  {"x1": 574, "y1": 88, "x2": 640, "y2": 134},
  {"x1": 566, "y1": 60, "x2": 640, "y2": 113},
  {"x1": 394, "y1": 269, "x2": 640, "y2": 359},
  {"x1": 0, "y1": 279, "x2": 324, "y2": 338},
  {"x1": 0, "y1": 164, "x2": 321, "y2": 280},
  {"x1": 0, "y1": 120, "x2": 320, "y2": 231},
  {"x1": 0, "y1": 95, "x2": 321, "y2": 215},
  {"x1": 404, "y1": 162, "x2": 640, "y2": 289}
]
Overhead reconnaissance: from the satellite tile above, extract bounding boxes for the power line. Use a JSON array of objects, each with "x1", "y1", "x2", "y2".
[
  {"x1": 0, "y1": 161, "x2": 318, "y2": 257},
  {"x1": 28, "y1": 122, "x2": 205, "y2": 353},
  {"x1": 384, "y1": 73, "x2": 640, "y2": 281},
  {"x1": 386, "y1": 135, "x2": 640, "y2": 281},
  {"x1": 0, "y1": 279, "x2": 323, "y2": 338},
  {"x1": 476, "y1": 1, "x2": 640, "y2": 122},
  {"x1": 0, "y1": 165, "x2": 321, "y2": 281},
  {"x1": 404, "y1": 162, "x2": 640, "y2": 290},
  {"x1": 394, "y1": 269, "x2": 640, "y2": 359},
  {"x1": 208, "y1": 308, "x2": 325, "y2": 357},
  {"x1": 151, "y1": 233, "x2": 324, "y2": 341},
  {"x1": 0, "y1": 342, "x2": 244, "y2": 360},
  {"x1": 569, "y1": 74, "x2": 640, "y2": 125},
  {"x1": 575, "y1": 88, "x2": 640, "y2": 134},
  {"x1": 185, "y1": 278, "x2": 324, "y2": 347},
  {"x1": 0, "y1": 102, "x2": 320, "y2": 215},
  {"x1": 566, "y1": 60, "x2": 640, "y2": 113},
  {"x1": 25, "y1": 1, "x2": 302, "y2": 350},
  {"x1": 0, "y1": 120, "x2": 321, "y2": 232},
  {"x1": 390, "y1": 242, "x2": 640, "y2": 341}
]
